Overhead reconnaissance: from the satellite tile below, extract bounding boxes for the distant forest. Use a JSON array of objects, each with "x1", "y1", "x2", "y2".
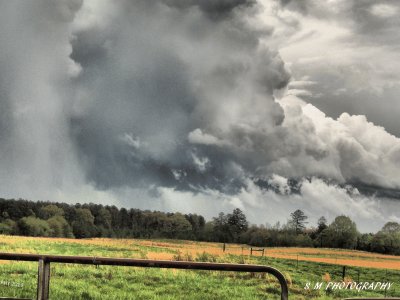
[{"x1": 0, "y1": 198, "x2": 399, "y2": 255}]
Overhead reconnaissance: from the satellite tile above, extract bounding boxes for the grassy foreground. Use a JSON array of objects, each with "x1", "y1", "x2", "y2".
[{"x1": 0, "y1": 235, "x2": 399, "y2": 299}]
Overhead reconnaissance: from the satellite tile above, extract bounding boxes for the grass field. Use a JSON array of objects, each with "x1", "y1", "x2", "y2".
[{"x1": 0, "y1": 235, "x2": 399, "y2": 299}]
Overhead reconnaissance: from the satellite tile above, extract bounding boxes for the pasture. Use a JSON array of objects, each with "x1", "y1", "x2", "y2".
[{"x1": 0, "y1": 235, "x2": 399, "y2": 299}]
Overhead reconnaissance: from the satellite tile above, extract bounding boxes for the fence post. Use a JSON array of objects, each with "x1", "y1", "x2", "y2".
[
  {"x1": 342, "y1": 266, "x2": 346, "y2": 281},
  {"x1": 37, "y1": 258, "x2": 51, "y2": 300},
  {"x1": 385, "y1": 269, "x2": 388, "y2": 298}
]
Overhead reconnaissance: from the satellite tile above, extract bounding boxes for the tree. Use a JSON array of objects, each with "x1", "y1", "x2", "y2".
[
  {"x1": 381, "y1": 222, "x2": 400, "y2": 234},
  {"x1": 201, "y1": 221, "x2": 215, "y2": 241},
  {"x1": 317, "y1": 216, "x2": 328, "y2": 233},
  {"x1": 289, "y1": 209, "x2": 308, "y2": 234},
  {"x1": 357, "y1": 233, "x2": 373, "y2": 251},
  {"x1": 294, "y1": 234, "x2": 313, "y2": 247},
  {"x1": 39, "y1": 204, "x2": 64, "y2": 220},
  {"x1": 0, "y1": 219, "x2": 16, "y2": 235},
  {"x1": 185, "y1": 214, "x2": 205, "y2": 239},
  {"x1": 95, "y1": 208, "x2": 112, "y2": 230},
  {"x1": 324, "y1": 215, "x2": 359, "y2": 249},
  {"x1": 72, "y1": 208, "x2": 96, "y2": 238},
  {"x1": 240, "y1": 225, "x2": 269, "y2": 247},
  {"x1": 212, "y1": 212, "x2": 230, "y2": 243},
  {"x1": 371, "y1": 222, "x2": 400, "y2": 255},
  {"x1": 167, "y1": 213, "x2": 192, "y2": 239},
  {"x1": 119, "y1": 208, "x2": 131, "y2": 230},
  {"x1": 311, "y1": 216, "x2": 328, "y2": 247},
  {"x1": 1, "y1": 211, "x2": 9, "y2": 221},
  {"x1": 227, "y1": 208, "x2": 248, "y2": 242},
  {"x1": 47, "y1": 215, "x2": 74, "y2": 238}
]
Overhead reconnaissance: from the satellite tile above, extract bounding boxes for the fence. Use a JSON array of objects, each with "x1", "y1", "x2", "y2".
[
  {"x1": 221, "y1": 244, "x2": 266, "y2": 257},
  {"x1": 0, "y1": 252, "x2": 289, "y2": 300},
  {"x1": 250, "y1": 248, "x2": 265, "y2": 257}
]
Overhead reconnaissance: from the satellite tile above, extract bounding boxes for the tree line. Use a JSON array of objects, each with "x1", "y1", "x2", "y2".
[{"x1": 0, "y1": 198, "x2": 398, "y2": 255}]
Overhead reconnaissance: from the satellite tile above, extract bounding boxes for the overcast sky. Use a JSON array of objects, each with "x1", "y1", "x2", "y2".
[{"x1": 0, "y1": 0, "x2": 399, "y2": 232}]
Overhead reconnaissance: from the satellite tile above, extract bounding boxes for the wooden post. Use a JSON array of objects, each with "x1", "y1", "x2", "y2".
[
  {"x1": 262, "y1": 249, "x2": 264, "y2": 257},
  {"x1": 37, "y1": 258, "x2": 50, "y2": 300},
  {"x1": 250, "y1": 248, "x2": 253, "y2": 256},
  {"x1": 342, "y1": 266, "x2": 346, "y2": 281}
]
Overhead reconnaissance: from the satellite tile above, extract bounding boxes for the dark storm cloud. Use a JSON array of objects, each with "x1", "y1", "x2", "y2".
[
  {"x1": 68, "y1": 0, "x2": 290, "y2": 192},
  {"x1": 1, "y1": 0, "x2": 399, "y2": 196},
  {"x1": 163, "y1": 0, "x2": 256, "y2": 18}
]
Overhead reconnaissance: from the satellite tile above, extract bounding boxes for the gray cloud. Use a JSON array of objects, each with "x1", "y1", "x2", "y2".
[
  {"x1": 274, "y1": 0, "x2": 400, "y2": 135},
  {"x1": 0, "y1": 0, "x2": 83, "y2": 199},
  {"x1": 0, "y1": 0, "x2": 399, "y2": 231},
  {"x1": 163, "y1": 0, "x2": 256, "y2": 18},
  {"x1": 69, "y1": 0, "x2": 290, "y2": 192}
]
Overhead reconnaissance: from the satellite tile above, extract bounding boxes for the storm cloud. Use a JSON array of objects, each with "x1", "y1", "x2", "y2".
[
  {"x1": 69, "y1": 0, "x2": 289, "y2": 191},
  {"x1": 0, "y1": 0, "x2": 399, "y2": 231}
]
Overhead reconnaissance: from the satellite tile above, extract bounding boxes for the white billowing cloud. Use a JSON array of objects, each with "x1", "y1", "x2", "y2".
[
  {"x1": 134, "y1": 176, "x2": 392, "y2": 232},
  {"x1": 120, "y1": 133, "x2": 143, "y2": 150},
  {"x1": 274, "y1": 95, "x2": 400, "y2": 189},
  {"x1": 268, "y1": 174, "x2": 290, "y2": 195},
  {"x1": 258, "y1": 0, "x2": 400, "y2": 137},
  {"x1": 286, "y1": 89, "x2": 312, "y2": 97},
  {"x1": 191, "y1": 153, "x2": 210, "y2": 173},
  {"x1": 288, "y1": 79, "x2": 316, "y2": 89},
  {"x1": 370, "y1": 4, "x2": 398, "y2": 18},
  {"x1": 188, "y1": 129, "x2": 227, "y2": 147}
]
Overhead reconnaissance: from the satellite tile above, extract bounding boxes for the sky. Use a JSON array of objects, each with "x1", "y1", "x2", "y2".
[{"x1": 0, "y1": 0, "x2": 399, "y2": 232}]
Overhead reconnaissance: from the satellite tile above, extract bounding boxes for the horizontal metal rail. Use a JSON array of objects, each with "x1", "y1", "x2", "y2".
[
  {"x1": 0, "y1": 252, "x2": 289, "y2": 300},
  {"x1": 344, "y1": 298, "x2": 400, "y2": 300}
]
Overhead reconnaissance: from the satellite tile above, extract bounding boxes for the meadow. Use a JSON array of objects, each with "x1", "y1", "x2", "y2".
[{"x1": 0, "y1": 235, "x2": 399, "y2": 299}]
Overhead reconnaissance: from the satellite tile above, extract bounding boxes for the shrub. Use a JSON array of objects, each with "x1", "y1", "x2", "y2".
[
  {"x1": 17, "y1": 216, "x2": 51, "y2": 237},
  {"x1": 195, "y1": 251, "x2": 218, "y2": 262}
]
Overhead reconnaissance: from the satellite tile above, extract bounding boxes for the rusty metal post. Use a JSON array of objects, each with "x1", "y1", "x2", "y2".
[{"x1": 37, "y1": 258, "x2": 50, "y2": 300}]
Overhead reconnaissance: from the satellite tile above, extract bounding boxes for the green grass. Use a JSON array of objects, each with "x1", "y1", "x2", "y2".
[
  {"x1": 0, "y1": 263, "x2": 280, "y2": 299},
  {"x1": 0, "y1": 237, "x2": 399, "y2": 299}
]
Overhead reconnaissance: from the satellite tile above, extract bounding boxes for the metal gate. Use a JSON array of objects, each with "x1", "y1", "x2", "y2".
[{"x1": 0, "y1": 252, "x2": 289, "y2": 300}]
